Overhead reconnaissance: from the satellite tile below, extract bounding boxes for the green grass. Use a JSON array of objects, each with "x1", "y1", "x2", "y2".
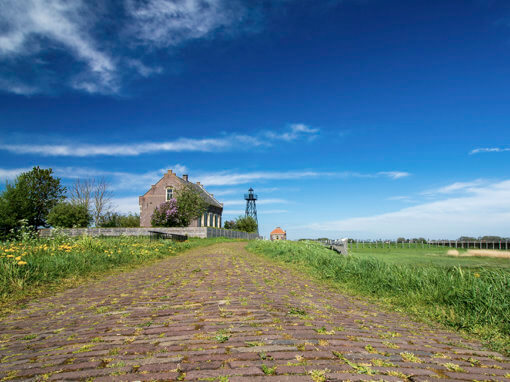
[
  {"x1": 0, "y1": 235, "x2": 235, "y2": 315},
  {"x1": 247, "y1": 240, "x2": 510, "y2": 355},
  {"x1": 350, "y1": 245, "x2": 510, "y2": 270}
]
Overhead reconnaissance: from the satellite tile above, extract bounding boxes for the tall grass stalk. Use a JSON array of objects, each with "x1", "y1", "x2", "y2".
[{"x1": 247, "y1": 240, "x2": 510, "y2": 355}]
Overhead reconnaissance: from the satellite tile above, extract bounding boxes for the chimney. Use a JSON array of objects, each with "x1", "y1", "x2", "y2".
[
  {"x1": 196, "y1": 181, "x2": 201, "y2": 186},
  {"x1": 167, "y1": 169, "x2": 173, "y2": 175},
  {"x1": 183, "y1": 174, "x2": 189, "y2": 182}
]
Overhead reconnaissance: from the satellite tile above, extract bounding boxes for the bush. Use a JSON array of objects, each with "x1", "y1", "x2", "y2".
[
  {"x1": 151, "y1": 185, "x2": 208, "y2": 227},
  {"x1": 223, "y1": 220, "x2": 236, "y2": 230},
  {"x1": 98, "y1": 212, "x2": 140, "y2": 227},
  {"x1": 234, "y1": 216, "x2": 258, "y2": 233},
  {"x1": 151, "y1": 199, "x2": 179, "y2": 227},
  {"x1": 47, "y1": 202, "x2": 91, "y2": 228}
]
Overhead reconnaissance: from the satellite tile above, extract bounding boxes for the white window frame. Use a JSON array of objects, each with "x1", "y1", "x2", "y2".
[{"x1": 166, "y1": 187, "x2": 174, "y2": 201}]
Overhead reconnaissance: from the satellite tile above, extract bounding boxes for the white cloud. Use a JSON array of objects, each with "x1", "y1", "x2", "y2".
[
  {"x1": 196, "y1": 170, "x2": 409, "y2": 186},
  {"x1": 0, "y1": 0, "x2": 249, "y2": 94},
  {"x1": 421, "y1": 179, "x2": 485, "y2": 196},
  {"x1": 0, "y1": 137, "x2": 236, "y2": 157},
  {"x1": 0, "y1": 167, "x2": 32, "y2": 180},
  {"x1": 265, "y1": 123, "x2": 319, "y2": 142},
  {"x1": 0, "y1": 124, "x2": 318, "y2": 157},
  {"x1": 306, "y1": 179, "x2": 510, "y2": 239},
  {"x1": 125, "y1": 0, "x2": 241, "y2": 48},
  {"x1": 470, "y1": 147, "x2": 510, "y2": 154},
  {"x1": 223, "y1": 209, "x2": 288, "y2": 216},
  {"x1": 111, "y1": 196, "x2": 140, "y2": 215},
  {"x1": 0, "y1": 0, "x2": 117, "y2": 94},
  {"x1": 377, "y1": 171, "x2": 410, "y2": 179},
  {"x1": 52, "y1": 164, "x2": 188, "y2": 191},
  {"x1": 222, "y1": 198, "x2": 289, "y2": 206},
  {"x1": 196, "y1": 170, "x2": 327, "y2": 186}
]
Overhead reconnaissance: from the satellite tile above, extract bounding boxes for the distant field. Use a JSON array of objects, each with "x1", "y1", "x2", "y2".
[{"x1": 349, "y1": 246, "x2": 510, "y2": 270}]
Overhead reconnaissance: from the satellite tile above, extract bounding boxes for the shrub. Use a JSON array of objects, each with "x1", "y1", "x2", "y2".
[
  {"x1": 150, "y1": 185, "x2": 208, "y2": 227},
  {"x1": 223, "y1": 220, "x2": 236, "y2": 230},
  {"x1": 98, "y1": 212, "x2": 140, "y2": 227},
  {"x1": 234, "y1": 216, "x2": 258, "y2": 233},
  {"x1": 47, "y1": 202, "x2": 92, "y2": 228},
  {"x1": 151, "y1": 199, "x2": 179, "y2": 227}
]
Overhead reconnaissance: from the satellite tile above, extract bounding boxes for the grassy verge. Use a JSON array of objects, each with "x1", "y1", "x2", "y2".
[
  {"x1": 247, "y1": 240, "x2": 510, "y2": 355},
  {"x1": 0, "y1": 235, "x2": 235, "y2": 316}
]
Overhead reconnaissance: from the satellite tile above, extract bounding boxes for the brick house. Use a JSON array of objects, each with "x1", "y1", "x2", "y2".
[
  {"x1": 270, "y1": 227, "x2": 287, "y2": 241},
  {"x1": 139, "y1": 170, "x2": 223, "y2": 228}
]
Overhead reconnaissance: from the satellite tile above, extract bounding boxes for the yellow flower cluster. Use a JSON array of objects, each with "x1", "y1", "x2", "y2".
[{"x1": 1, "y1": 244, "x2": 28, "y2": 265}]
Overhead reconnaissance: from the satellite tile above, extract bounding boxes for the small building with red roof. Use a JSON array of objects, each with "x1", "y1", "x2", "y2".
[{"x1": 270, "y1": 227, "x2": 287, "y2": 241}]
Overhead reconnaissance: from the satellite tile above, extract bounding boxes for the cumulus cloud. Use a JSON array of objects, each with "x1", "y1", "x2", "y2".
[{"x1": 306, "y1": 180, "x2": 510, "y2": 239}]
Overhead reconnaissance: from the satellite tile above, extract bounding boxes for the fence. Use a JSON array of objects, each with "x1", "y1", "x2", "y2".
[
  {"x1": 344, "y1": 240, "x2": 510, "y2": 250},
  {"x1": 39, "y1": 227, "x2": 261, "y2": 240}
]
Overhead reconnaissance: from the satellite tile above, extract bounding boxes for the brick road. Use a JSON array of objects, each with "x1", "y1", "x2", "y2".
[{"x1": 0, "y1": 242, "x2": 508, "y2": 381}]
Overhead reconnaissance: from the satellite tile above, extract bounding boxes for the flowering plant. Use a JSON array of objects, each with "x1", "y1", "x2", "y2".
[{"x1": 151, "y1": 199, "x2": 179, "y2": 227}]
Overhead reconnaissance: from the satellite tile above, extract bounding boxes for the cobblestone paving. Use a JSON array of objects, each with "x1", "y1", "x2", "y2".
[{"x1": 0, "y1": 242, "x2": 509, "y2": 381}]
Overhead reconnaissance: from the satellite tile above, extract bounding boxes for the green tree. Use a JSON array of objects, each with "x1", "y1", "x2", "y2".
[
  {"x1": 223, "y1": 220, "x2": 236, "y2": 230},
  {"x1": 175, "y1": 185, "x2": 208, "y2": 227},
  {"x1": 0, "y1": 167, "x2": 65, "y2": 232},
  {"x1": 99, "y1": 212, "x2": 140, "y2": 227},
  {"x1": 47, "y1": 202, "x2": 92, "y2": 228},
  {"x1": 234, "y1": 216, "x2": 258, "y2": 233}
]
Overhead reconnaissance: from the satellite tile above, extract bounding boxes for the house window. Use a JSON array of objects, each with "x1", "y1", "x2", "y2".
[{"x1": 166, "y1": 187, "x2": 173, "y2": 201}]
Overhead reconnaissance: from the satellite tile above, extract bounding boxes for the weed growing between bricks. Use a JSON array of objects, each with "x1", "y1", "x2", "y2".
[
  {"x1": 0, "y1": 236, "x2": 238, "y2": 316},
  {"x1": 247, "y1": 240, "x2": 510, "y2": 355},
  {"x1": 0, "y1": 242, "x2": 509, "y2": 381}
]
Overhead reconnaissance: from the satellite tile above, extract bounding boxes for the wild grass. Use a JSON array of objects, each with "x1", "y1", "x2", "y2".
[
  {"x1": 0, "y1": 235, "x2": 234, "y2": 315},
  {"x1": 247, "y1": 240, "x2": 510, "y2": 355}
]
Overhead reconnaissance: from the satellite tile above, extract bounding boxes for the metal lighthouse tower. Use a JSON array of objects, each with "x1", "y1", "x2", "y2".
[{"x1": 244, "y1": 188, "x2": 258, "y2": 233}]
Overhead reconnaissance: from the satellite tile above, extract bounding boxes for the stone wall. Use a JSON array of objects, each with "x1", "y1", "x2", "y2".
[{"x1": 39, "y1": 227, "x2": 259, "y2": 240}]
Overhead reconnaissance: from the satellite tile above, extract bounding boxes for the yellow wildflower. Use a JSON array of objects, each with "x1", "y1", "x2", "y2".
[
  {"x1": 7, "y1": 255, "x2": 14, "y2": 258},
  {"x1": 15, "y1": 256, "x2": 21, "y2": 261},
  {"x1": 18, "y1": 261, "x2": 27, "y2": 265},
  {"x1": 474, "y1": 273, "x2": 480, "y2": 278}
]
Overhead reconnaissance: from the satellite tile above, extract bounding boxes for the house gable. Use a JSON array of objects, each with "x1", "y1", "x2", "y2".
[{"x1": 139, "y1": 169, "x2": 223, "y2": 228}]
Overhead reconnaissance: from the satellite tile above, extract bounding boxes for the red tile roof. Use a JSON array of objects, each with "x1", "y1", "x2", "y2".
[{"x1": 270, "y1": 227, "x2": 285, "y2": 235}]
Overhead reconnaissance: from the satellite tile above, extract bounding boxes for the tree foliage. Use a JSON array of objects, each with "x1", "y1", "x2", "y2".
[
  {"x1": 151, "y1": 199, "x2": 179, "y2": 227},
  {"x1": 47, "y1": 202, "x2": 92, "y2": 228},
  {"x1": 150, "y1": 185, "x2": 208, "y2": 227},
  {"x1": 223, "y1": 220, "x2": 236, "y2": 230},
  {"x1": 98, "y1": 212, "x2": 140, "y2": 228},
  {"x1": 0, "y1": 167, "x2": 65, "y2": 237},
  {"x1": 233, "y1": 216, "x2": 258, "y2": 233},
  {"x1": 174, "y1": 184, "x2": 208, "y2": 227}
]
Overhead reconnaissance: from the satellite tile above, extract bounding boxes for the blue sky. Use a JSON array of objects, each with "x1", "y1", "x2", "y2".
[{"x1": 1, "y1": 0, "x2": 510, "y2": 239}]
